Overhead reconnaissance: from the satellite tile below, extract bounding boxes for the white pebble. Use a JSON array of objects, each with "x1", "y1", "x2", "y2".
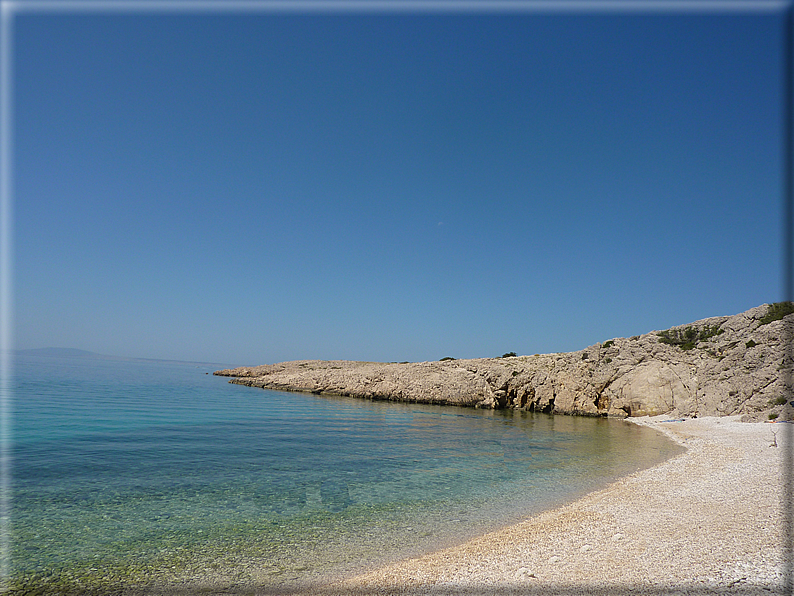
[
  {"x1": 612, "y1": 533, "x2": 624, "y2": 540},
  {"x1": 549, "y1": 555, "x2": 561, "y2": 564}
]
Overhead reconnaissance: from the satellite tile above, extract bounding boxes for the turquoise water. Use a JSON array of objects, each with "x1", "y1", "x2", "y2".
[{"x1": 11, "y1": 353, "x2": 682, "y2": 593}]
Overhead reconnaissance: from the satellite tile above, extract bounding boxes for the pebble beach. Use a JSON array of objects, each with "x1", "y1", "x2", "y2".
[{"x1": 308, "y1": 416, "x2": 790, "y2": 595}]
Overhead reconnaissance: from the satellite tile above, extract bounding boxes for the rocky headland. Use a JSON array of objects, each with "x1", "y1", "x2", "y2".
[{"x1": 215, "y1": 303, "x2": 794, "y2": 421}]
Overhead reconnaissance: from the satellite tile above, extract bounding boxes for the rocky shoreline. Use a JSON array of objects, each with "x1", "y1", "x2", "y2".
[
  {"x1": 327, "y1": 416, "x2": 789, "y2": 595},
  {"x1": 216, "y1": 303, "x2": 794, "y2": 421}
]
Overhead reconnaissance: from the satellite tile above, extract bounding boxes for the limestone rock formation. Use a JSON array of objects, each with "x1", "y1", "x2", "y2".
[{"x1": 215, "y1": 303, "x2": 794, "y2": 420}]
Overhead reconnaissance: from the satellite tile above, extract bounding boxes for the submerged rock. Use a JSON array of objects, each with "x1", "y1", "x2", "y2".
[{"x1": 215, "y1": 303, "x2": 793, "y2": 420}]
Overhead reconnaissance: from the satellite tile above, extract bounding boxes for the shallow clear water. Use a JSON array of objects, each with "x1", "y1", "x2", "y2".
[{"x1": 11, "y1": 352, "x2": 682, "y2": 593}]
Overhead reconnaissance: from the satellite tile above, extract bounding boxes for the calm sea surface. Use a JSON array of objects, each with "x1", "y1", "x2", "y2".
[{"x1": 11, "y1": 352, "x2": 683, "y2": 593}]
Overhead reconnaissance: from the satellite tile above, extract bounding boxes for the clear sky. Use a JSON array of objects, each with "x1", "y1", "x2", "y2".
[{"x1": 9, "y1": 1, "x2": 789, "y2": 365}]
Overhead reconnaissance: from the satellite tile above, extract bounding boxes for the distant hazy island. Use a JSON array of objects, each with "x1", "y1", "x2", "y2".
[
  {"x1": 16, "y1": 347, "x2": 227, "y2": 367},
  {"x1": 217, "y1": 302, "x2": 794, "y2": 422}
]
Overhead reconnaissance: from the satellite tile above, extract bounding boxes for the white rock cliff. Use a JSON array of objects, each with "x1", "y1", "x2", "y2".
[{"x1": 215, "y1": 304, "x2": 794, "y2": 421}]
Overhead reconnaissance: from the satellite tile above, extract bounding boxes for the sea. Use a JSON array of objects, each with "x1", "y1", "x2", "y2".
[{"x1": 10, "y1": 351, "x2": 684, "y2": 594}]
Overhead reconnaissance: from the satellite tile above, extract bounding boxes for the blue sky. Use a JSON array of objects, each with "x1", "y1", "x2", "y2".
[{"x1": 9, "y1": 2, "x2": 789, "y2": 364}]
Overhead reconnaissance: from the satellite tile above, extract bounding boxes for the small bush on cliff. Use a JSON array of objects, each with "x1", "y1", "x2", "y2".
[
  {"x1": 602, "y1": 340, "x2": 614, "y2": 349},
  {"x1": 439, "y1": 356, "x2": 455, "y2": 361},
  {"x1": 760, "y1": 302, "x2": 794, "y2": 325},
  {"x1": 657, "y1": 324, "x2": 723, "y2": 351},
  {"x1": 746, "y1": 340, "x2": 757, "y2": 348},
  {"x1": 500, "y1": 352, "x2": 517, "y2": 358}
]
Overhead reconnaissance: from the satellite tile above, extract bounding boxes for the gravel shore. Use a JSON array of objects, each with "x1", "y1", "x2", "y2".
[{"x1": 308, "y1": 416, "x2": 790, "y2": 595}]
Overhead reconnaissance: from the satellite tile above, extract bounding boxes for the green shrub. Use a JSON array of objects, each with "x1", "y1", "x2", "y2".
[
  {"x1": 773, "y1": 396, "x2": 788, "y2": 406},
  {"x1": 581, "y1": 353, "x2": 589, "y2": 360},
  {"x1": 604, "y1": 357, "x2": 612, "y2": 364},
  {"x1": 603, "y1": 340, "x2": 614, "y2": 349},
  {"x1": 657, "y1": 324, "x2": 724, "y2": 351},
  {"x1": 501, "y1": 352, "x2": 517, "y2": 358},
  {"x1": 769, "y1": 412, "x2": 779, "y2": 420},
  {"x1": 439, "y1": 356, "x2": 455, "y2": 361},
  {"x1": 745, "y1": 340, "x2": 757, "y2": 349},
  {"x1": 760, "y1": 302, "x2": 794, "y2": 325}
]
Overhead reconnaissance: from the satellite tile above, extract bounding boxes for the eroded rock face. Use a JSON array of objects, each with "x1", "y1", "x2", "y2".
[{"x1": 215, "y1": 304, "x2": 794, "y2": 420}]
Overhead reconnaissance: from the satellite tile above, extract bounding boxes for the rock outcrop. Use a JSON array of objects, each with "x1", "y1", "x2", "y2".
[{"x1": 215, "y1": 303, "x2": 794, "y2": 421}]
